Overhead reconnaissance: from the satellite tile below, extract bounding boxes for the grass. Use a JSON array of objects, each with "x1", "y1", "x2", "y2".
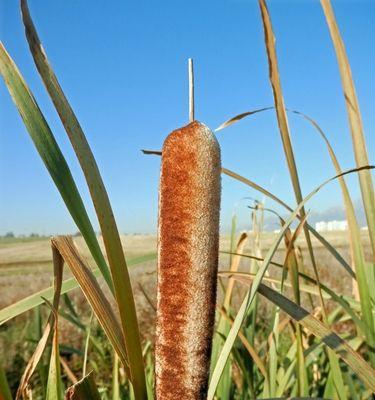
[
  {"x1": 1, "y1": 231, "x2": 374, "y2": 398},
  {"x1": 1, "y1": 0, "x2": 375, "y2": 399}
]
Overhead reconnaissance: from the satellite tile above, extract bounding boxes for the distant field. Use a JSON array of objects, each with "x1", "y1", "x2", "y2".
[
  {"x1": 1, "y1": 230, "x2": 372, "y2": 311},
  {"x1": 1, "y1": 232, "x2": 373, "y2": 396}
]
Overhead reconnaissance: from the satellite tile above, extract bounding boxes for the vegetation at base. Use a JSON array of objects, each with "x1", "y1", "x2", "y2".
[{"x1": 1, "y1": 0, "x2": 374, "y2": 399}]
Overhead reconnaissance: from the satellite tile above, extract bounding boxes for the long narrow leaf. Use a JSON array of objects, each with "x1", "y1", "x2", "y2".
[
  {"x1": 20, "y1": 3, "x2": 146, "y2": 394},
  {"x1": 222, "y1": 167, "x2": 354, "y2": 278},
  {"x1": 16, "y1": 243, "x2": 64, "y2": 399},
  {"x1": 217, "y1": 103, "x2": 375, "y2": 366},
  {"x1": 0, "y1": 42, "x2": 112, "y2": 290},
  {"x1": 257, "y1": 283, "x2": 375, "y2": 392},
  {"x1": 45, "y1": 301, "x2": 62, "y2": 400},
  {"x1": 219, "y1": 268, "x2": 367, "y2": 336},
  {"x1": 257, "y1": 14, "x2": 331, "y2": 384},
  {"x1": 320, "y1": 0, "x2": 375, "y2": 259},
  {"x1": 50, "y1": 236, "x2": 130, "y2": 378},
  {"x1": 207, "y1": 166, "x2": 373, "y2": 399},
  {"x1": 290, "y1": 110, "x2": 375, "y2": 366}
]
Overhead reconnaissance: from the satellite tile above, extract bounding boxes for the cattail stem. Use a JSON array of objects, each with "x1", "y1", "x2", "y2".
[
  {"x1": 188, "y1": 58, "x2": 195, "y2": 122},
  {"x1": 155, "y1": 121, "x2": 221, "y2": 399}
]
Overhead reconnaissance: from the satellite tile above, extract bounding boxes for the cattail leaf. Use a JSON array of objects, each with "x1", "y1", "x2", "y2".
[
  {"x1": 219, "y1": 271, "x2": 326, "y2": 298},
  {"x1": 222, "y1": 167, "x2": 354, "y2": 278},
  {"x1": 285, "y1": 217, "x2": 309, "y2": 395},
  {"x1": 291, "y1": 110, "x2": 375, "y2": 366},
  {"x1": 258, "y1": 0, "x2": 321, "y2": 309},
  {"x1": 144, "y1": 147, "x2": 372, "y2": 388},
  {"x1": 321, "y1": 0, "x2": 375, "y2": 259},
  {"x1": 257, "y1": 10, "x2": 348, "y2": 396},
  {"x1": 50, "y1": 236, "x2": 130, "y2": 377},
  {"x1": 214, "y1": 107, "x2": 273, "y2": 131},
  {"x1": 0, "y1": 42, "x2": 112, "y2": 291},
  {"x1": 257, "y1": 283, "x2": 375, "y2": 393},
  {"x1": 208, "y1": 166, "x2": 373, "y2": 399},
  {"x1": 16, "y1": 243, "x2": 64, "y2": 400},
  {"x1": 320, "y1": 0, "x2": 375, "y2": 369},
  {"x1": 45, "y1": 301, "x2": 62, "y2": 400},
  {"x1": 218, "y1": 102, "x2": 375, "y2": 366},
  {"x1": 20, "y1": 3, "x2": 146, "y2": 393},
  {"x1": 220, "y1": 268, "x2": 368, "y2": 337},
  {"x1": 214, "y1": 0, "x2": 375, "y2": 365}
]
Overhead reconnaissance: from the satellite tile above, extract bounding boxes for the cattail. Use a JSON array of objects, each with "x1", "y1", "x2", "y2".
[{"x1": 155, "y1": 120, "x2": 221, "y2": 399}]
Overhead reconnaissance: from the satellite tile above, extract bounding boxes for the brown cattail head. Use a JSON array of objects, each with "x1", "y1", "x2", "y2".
[{"x1": 155, "y1": 121, "x2": 221, "y2": 399}]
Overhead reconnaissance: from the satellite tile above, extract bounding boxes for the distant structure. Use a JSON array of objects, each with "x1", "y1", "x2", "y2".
[{"x1": 315, "y1": 220, "x2": 348, "y2": 232}]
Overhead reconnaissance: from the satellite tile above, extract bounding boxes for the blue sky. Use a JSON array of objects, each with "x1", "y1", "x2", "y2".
[{"x1": 0, "y1": 0, "x2": 374, "y2": 235}]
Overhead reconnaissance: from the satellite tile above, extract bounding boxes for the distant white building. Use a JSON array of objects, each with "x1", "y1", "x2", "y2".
[{"x1": 315, "y1": 220, "x2": 348, "y2": 232}]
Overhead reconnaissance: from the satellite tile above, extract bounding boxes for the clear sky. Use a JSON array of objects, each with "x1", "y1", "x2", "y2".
[{"x1": 0, "y1": 0, "x2": 374, "y2": 235}]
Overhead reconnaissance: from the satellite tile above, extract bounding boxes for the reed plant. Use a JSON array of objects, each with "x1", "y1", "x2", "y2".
[{"x1": 0, "y1": 0, "x2": 374, "y2": 399}]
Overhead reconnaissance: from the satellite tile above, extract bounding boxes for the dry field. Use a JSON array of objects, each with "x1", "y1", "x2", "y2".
[
  {"x1": 1, "y1": 230, "x2": 371, "y2": 318},
  {"x1": 1, "y1": 230, "x2": 374, "y2": 397}
]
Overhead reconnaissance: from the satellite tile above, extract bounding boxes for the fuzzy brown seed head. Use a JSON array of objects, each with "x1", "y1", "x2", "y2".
[{"x1": 155, "y1": 121, "x2": 221, "y2": 399}]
